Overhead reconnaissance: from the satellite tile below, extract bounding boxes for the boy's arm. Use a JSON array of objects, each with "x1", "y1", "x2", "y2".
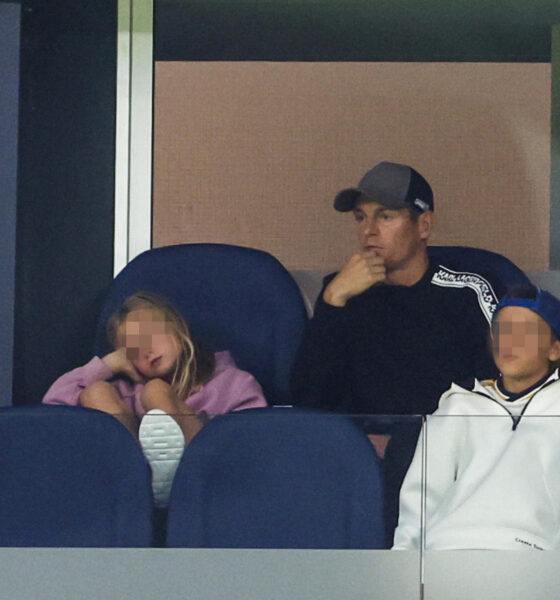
[
  {"x1": 392, "y1": 399, "x2": 464, "y2": 549},
  {"x1": 391, "y1": 422, "x2": 426, "y2": 549}
]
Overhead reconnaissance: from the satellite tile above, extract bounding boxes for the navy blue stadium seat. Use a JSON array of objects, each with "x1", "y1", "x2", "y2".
[
  {"x1": 166, "y1": 407, "x2": 386, "y2": 549},
  {"x1": 0, "y1": 405, "x2": 153, "y2": 547},
  {"x1": 94, "y1": 244, "x2": 308, "y2": 405}
]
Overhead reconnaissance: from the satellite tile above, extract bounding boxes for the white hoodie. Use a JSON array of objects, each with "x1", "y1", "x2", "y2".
[{"x1": 392, "y1": 370, "x2": 560, "y2": 551}]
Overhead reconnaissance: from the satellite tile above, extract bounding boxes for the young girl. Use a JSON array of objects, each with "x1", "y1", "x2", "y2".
[{"x1": 43, "y1": 291, "x2": 267, "y2": 506}]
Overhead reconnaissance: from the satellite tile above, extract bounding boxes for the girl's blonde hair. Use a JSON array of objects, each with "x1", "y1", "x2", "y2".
[{"x1": 106, "y1": 291, "x2": 215, "y2": 399}]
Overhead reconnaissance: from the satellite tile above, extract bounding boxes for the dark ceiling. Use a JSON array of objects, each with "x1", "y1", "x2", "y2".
[{"x1": 155, "y1": 0, "x2": 560, "y2": 62}]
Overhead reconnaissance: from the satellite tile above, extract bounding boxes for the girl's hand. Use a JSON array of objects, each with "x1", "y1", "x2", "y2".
[{"x1": 102, "y1": 348, "x2": 145, "y2": 383}]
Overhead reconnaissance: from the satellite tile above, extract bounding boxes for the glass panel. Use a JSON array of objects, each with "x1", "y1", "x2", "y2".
[{"x1": 349, "y1": 414, "x2": 424, "y2": 599}]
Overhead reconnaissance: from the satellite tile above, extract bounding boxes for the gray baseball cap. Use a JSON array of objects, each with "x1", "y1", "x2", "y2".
[{"x1": 334, "y1": 161, "x2": 434, "y2": 213}]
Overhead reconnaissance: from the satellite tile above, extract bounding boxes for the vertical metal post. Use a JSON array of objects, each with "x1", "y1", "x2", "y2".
[
  {"x1": 1, "y1": 3, "x2": 20, "y2": 405},
  {"x1": 551, "y1": 25, "x2": 560, "y2": 268},
  {"x1": 114, "y1": 0, "x2": 153, "y2": 277},
  {"x1": 419, "y1": 416, "x2": 427, "y2": 600}
]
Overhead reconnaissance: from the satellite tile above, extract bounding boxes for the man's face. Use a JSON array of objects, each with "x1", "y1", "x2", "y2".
[
  {"x1": 491, "y1": 306, "x2": 560, "y2": 385},
  {"x1": 353, "y1": 200, "x2": 431, "y2": 272}
]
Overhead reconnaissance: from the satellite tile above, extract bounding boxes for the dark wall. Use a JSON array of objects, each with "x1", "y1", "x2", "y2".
[
  {"x1": 0, "y1": 2, "x2": 20, "y2": 405},
  {"x1": 155, "y1": 1, "x2": 560, "y2": 62},
  {"x1": 13, "y1": 0, "x2": 116, "y2": 404}
]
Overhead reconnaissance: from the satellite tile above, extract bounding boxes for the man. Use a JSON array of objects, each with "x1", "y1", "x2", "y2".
[
  {"x1": 292, "y1": 160, "x2": 501, "y2": 417},
  {"x1": 290, "y1": 161, "x2": 504, "y2": 542}
]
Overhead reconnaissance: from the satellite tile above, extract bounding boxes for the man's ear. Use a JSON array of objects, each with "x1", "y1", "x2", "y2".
[
  {"x1": 548, "y1": 338, "x2": 560, "y2": 363},
  {"x1": 418, "y1": 211, "x2": 435, "y2": 241}
]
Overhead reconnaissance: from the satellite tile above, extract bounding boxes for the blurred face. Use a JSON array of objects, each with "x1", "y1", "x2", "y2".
[
  {"x1": 491, "y1": 306, "x2": 560, "y2": 392},
  {"x1": 353, "y1": 201, "x2": 432, "y2": 272},
  {"x1": 117, "y1": 308, "x2": 179, "y2": 379}
]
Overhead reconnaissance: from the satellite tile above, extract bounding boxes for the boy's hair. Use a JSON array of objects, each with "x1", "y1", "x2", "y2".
[
  {"x1": 494, "y1": 283, "x2": 560, "y2": 341},
  {"x1": 106, "y1": 291, "x2": 215, "y2": 400}
]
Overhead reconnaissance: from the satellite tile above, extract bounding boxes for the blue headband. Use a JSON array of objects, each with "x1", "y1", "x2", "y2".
[{"x1": 494, "y1": 289, "x2": 560, "y2": 338}]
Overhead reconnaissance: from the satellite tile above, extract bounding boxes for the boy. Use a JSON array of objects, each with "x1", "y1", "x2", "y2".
[{"x1": 393, "y1": 284, "x2": 560, "y2": 551}]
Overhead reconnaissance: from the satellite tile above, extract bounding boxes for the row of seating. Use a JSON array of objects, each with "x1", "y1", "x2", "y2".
[
  {"x1": 0, "y1": 405, "x2": 385, "y2": 548},
  {"x1": 92, "y1": 243, "x2": 530, "y2": 405},
  {"x1": 3, "y1": 243, "x2": 529, "y2": 548}
]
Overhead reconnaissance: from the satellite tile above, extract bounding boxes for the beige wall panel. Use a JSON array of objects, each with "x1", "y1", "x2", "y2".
[{"x1": 153, "y1": 62, "x2": 550, "y2": 272}]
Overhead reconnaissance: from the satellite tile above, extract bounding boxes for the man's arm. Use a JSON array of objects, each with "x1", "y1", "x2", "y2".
[
  {"x1": 323, "y1": 252, "x2": 385, "y2": 307},
  {"x1": 290, "y1": 280, "x2": 349, "y2": 410},
  {"x1": 290, "y1": 252, "x2": 385, "y2": 410}
]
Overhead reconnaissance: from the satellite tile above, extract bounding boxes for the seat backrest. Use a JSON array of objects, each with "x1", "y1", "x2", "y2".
[
  {"x1": 427, "y1": 245, "x2": 530, "y2": 290},
  {"x1": 166, "y1": 407, "x2": 386, "y2": 549},
  {"x1": 0, "y1": 405, "x2": 153, "y2": 547},
  {"x1": 94, "y1": 244, "x2": 308, "y2": 405}
]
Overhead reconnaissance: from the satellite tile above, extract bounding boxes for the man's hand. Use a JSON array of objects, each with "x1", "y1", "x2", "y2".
[
  {"x1": 102, "y1": 348, "x2": 145, "y2": 383},
  {"x1": 323, "y1": 252, "x2": 386, "y2": 307}
]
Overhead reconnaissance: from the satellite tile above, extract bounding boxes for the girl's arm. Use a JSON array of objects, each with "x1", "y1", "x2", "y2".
[
  {"x1": 42, "y1": 357, "x2": 116, "y2": 406},
  {"x1": 102, "y1": 347, "x2": 145, "y2": 383},
  {"x1": 224, "y1": 369, "x2": 268, "y2": 411},
  {"x1": 43, "y1": 349, "x2": 145, "y2": 407},
  {"x1": 186, "y1": 352, "x2": 268, "y2": 415}
]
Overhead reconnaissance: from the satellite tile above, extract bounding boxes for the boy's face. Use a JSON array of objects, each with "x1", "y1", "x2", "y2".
[{"x1": 491, "y1": 306, "x2": 560, "y2": 387}]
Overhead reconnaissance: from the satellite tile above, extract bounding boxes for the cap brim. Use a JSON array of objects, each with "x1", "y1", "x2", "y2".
[
  {"x1": 334, "y1": 187, "x2": 410, "y2": 212},
  {"x1": 333, "y1": 188, "x2": 361, "y2": 212}
]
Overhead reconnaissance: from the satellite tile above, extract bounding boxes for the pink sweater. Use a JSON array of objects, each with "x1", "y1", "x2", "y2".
[{"x1": 42, "y1": 351, "x2": 267, "y2": 416}]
